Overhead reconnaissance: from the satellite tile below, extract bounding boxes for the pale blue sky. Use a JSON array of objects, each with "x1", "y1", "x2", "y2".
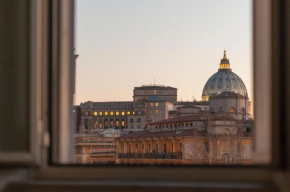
[{"x1": 75, "y1": 0, "x2": 252, "y2": 104}]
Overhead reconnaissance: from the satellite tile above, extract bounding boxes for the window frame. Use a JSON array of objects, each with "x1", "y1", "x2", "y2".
[
  {"x1": 28, "y1": 0, "x2": 288, "y2": 185},
  {"x1": 0, "y1": 0, "x2": 44, "y2": 166}
]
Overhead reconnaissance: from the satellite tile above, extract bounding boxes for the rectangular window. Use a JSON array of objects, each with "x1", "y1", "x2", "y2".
[
  {"x1": 155, "y1": 102, "x2": 159, "y2": 107},
  {"x1": 204, "y1": 142, "x2": 209, "y2": 153},
  {"x1": 155, "y1": 110, "x2": 159, "y2": 114},
  {"x1": 84, "y1": 119, "x2": 88, "y2": 129}
]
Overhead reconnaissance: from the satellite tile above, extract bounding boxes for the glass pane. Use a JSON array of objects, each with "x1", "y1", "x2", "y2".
[{"x1": 73, "y1": 0, "x2": 253, "y2": 165}]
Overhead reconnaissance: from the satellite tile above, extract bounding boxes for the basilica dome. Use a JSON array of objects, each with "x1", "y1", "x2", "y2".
[{"x1": 202, "y1": 51, "x2": 248, "y2": 101}]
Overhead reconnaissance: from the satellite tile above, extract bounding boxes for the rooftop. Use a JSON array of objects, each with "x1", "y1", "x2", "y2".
[
  {"x1": 174, "y1": 101, "x2": 209, "y2": 105},
  {"x1": 150, "y1": 115, "x2": 203, "y2": 125},
  {"x1": 134, "y1": 85, "x2": 177, "y2": 90},
  {"x1": 118, "y1": 129, "x2": 206, "y2": 139},
  {"x1": 147, "y1": 95, "x2": 166, "y2": 102},
  {"x1": 150, "y1": 114, "x2": 236, "y2": 125}
]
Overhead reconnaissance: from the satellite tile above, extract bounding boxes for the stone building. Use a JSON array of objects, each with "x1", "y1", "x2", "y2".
[
  {"x1": 75, "y1": 131, "x2": 119, "y2": 165},
  {"x1": 78, "y1": 101, "x2": 146, "y2": 134},
  {"x1": 78, "y1": 95, "x2": 175, "y2": 134},
  {"x1": 115, "y1": 114, "x2": 252, "y2": 165}
]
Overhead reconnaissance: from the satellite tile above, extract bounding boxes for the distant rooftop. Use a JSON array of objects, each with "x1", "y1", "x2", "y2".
[
  {"x1": 147, "y1": 95, "x2": 166, "y2": 102},
  {"x1": 150, "y1": 114, "x2": 235, "y2": 125},
  {"x1": 118, "y1": 129, "x2": 206, "y2": 139},
  {"x1": 174, "y1": 101, "x2": 209, "y2": 105},
  {"x1": 134, "y1": 84, "x2": 177, "y2": 90}
]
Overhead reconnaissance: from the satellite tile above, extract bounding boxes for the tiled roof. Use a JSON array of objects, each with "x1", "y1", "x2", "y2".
[
  {"x1": 147, "y1": 95, "x2": 166, "y2": 102},
  {"x1": 177, "y1": 105, "x2": 201, "y2": 109},
  {"x1": 174, "y1": 101, "x2": 209, "y2": 105},
  {"x1": 118, "y1": 129, "x2": 206, "y2": 139},
  {"x1": 150, "y1": 114, "x2": 236, "y2": 125},
  {"x1": 150, "y1": 115, "x2": 202, "y2": 125}
]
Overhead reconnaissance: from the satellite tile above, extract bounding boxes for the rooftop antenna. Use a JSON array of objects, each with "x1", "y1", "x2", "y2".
[{"x1": 192, "y1": 95, "x2": 195, "y2": 101}]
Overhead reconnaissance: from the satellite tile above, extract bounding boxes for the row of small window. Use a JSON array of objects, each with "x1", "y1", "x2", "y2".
[
  {"x1": 122, "y1": 142, "x2": 209, "y2": 153},
  {"x1": 84, "y1": 110, "x2": 142, "y2": 116},
  {"x1": 122, "y1": 142, "x2": 183, "y2": 153},
  {"x1": 143, "y1": 90, "x2": 175, "y2": 94},
  {"x1": 155, "y1": 122, "x2": 193, "y2": 129}
]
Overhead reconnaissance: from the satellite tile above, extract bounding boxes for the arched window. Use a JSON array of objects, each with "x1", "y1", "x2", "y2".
[
  {"x1": 137, "y1": 118, "x2": 141, "y2": 128},
  {"x1": 115, "y1": 120, "x2": 119, "y2": 128},
  {"x1": 110, "y1": 111, "x2": 114, "y2": 116},
  {"x1": 121, "y1": 111, "x2": 125, "y2": 116},
  {"x1": 221, "y1": 152, "x2": 230, "y2": 164},
  {"x1": 104, "y1": 111, "x2": 108, "y2": 116},
  {"x1": 116, "y1": 111, "x2": 120, "y2": 116},
  {"x1": 121, "y1": 120, "x2": 125, "y2": 128},
  {"x1": 127, "y1": 111, "x2": 131, "y2": 115},
  {"x1": 228, "y1": 107, "x2": 236, "y2": 113},
  {"x1": 240, "y1": 107, "x2": 246, "y2": 113},
  {"x1": 123, "y1": 143, "x2": 125, "y2": 153},
  {"x1": 164, "y1": 143, "x2": 167, "y2": 153},
  {"x1": 110, "y1": 120, "x2": 114, "y2": 128},
  {"x1": 94, "y1": 111, "x2": 97, "y2": 116},
  {"x1": 99, "y1": 111, "x2": 103, "y2": 116},
  {"x1": 130, "y1": 119, "x2": 134, "y2": 129}
]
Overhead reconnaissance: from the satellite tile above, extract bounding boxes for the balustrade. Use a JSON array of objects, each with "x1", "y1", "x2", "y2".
[{"x1": 117, "y1": 152, "x2": 182, "y2": 159}]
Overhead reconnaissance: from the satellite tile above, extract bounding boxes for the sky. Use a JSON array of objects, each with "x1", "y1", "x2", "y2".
[{"x1": 75, "y1": 0, "x2": 252, "y2": 105}]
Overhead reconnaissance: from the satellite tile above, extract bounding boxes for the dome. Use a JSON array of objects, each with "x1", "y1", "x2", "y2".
[{"x1": 202, "y1": 51, "x2": 248, "y2": 101}]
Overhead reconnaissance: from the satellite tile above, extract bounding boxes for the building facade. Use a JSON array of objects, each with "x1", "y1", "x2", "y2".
[
  {"x1": 116, "y1": 114, "x2": 252, "y2": 165},
  {"x1": 75, "y1": 131, "x2": 119, "y2": 165}
]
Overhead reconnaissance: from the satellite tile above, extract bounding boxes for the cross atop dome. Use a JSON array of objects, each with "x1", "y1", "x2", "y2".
[{"x1": 223, "y1": 50, "x2": 227, "y2": 59}]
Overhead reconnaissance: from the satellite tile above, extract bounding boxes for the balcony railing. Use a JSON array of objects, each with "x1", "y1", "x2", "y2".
[{"x1": 117, "y1": 152, "x2": 182, "y2": 159}]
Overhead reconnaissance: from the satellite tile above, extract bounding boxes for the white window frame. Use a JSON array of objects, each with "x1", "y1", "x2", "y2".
[{"x1": 5, "y1": 0, "x2": 286, "y2": 187}]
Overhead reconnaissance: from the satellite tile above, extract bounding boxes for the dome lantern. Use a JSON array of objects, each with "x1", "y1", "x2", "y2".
[{"x1": 219, "y1": 50, "x2": 231, "y2": 70}]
